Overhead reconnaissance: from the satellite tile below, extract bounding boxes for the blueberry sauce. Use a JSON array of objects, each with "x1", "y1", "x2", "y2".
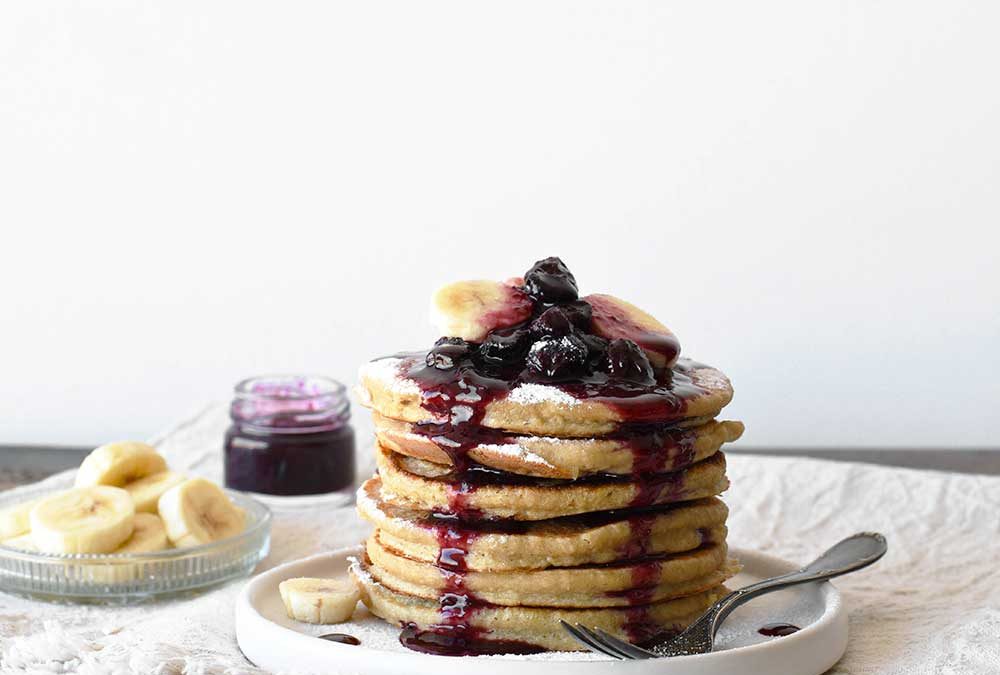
[
  {"x1": 615, "y1": 474, "x2": 688, "y2": 644},
  {"x1": 758, "y1": 622, "x2": 801, "y2": 637},
  {"x1": 318, "y1": 633, "x2": 361, "y2": 645},
  {"x1": 399, "y1": 511, "x2": 545, "y2": 657},
  {"x1": 433, "y1": 513, "x2": 480, "y2": 644},
  {"x1": 404, "y1": 350, "x2": 706, "y2": 430},
  {"x1": 624, "y1": 423, "x2": 699, "y2": 475},
  {"x1": 617, "y1": 417, "x2": 698, "y2": 642},
  {"x1": 399, "y1": 623, "x2": 545, "y2": 657},
  {"x1": 386, "y1": 501, "x2": 714, "y2": 539}
]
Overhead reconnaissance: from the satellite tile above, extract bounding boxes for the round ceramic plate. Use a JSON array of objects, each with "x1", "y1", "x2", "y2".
[{"x1": 235, "y1": 545, "x2": 847, "y2": 675}]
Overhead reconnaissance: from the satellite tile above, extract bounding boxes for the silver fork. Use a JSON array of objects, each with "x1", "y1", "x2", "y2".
[{"x1": 562, "y1": 531, "x2": 887, "y2": 659}]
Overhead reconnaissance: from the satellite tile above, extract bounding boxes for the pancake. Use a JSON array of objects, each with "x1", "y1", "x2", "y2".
[
  {"x1": 351, "y1": 558, "x2": 729, "y2": 652},
  {"x1": 373, "y1": 412, "x2": 743, "y2": 479},
  {"x1": 358, "y1": 477, "x2": 729, "y2": 570},
  {"x1": 365, "y1": 534, "x2": 738, "y2": 607},
  {"x1": 358, "y1": 355, "x2": 734, "y2": 438},
  {"x1": 374, "y1": 442, "x2": 730, "y2": 520}
]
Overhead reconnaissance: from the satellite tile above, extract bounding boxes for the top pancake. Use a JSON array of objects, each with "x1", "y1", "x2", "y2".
[{"x1": 358, "y1": 354, "x2": 735, "y2": 438}]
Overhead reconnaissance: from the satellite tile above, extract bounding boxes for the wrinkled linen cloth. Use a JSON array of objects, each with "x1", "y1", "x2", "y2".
[{"x1": 1, "y1": 405, "x2": 998, "y2": 674}]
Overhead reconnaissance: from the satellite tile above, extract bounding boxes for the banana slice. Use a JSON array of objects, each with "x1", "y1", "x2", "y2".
[
  {"x1": 279, "y1": 577, "x2": 360, "y2": 624},
  {"x1": 585, "y1": 293, "x2": 681, "y2": 368},
  {"x1": 431, "y1": 280, "x2": 533, "y2": 342},
  {"x1": 0, "y1": 498, "x2": 39, "y2": 539},
  {"x1": 29, "y1": 486, "x2": 135, "y2": 554},
  {"x1": 124, "y1": 471, "x2": 186, "y2": 513},
  {"x1": 78, "y1": 514, "x2": 170, "y2": 584},
  {"x1": 75, "y1": 441, "x2": 168, "y2": 488},
  {"x1": 115, "y1": 512, "x2": 170, "y2": 553},
  {"x1": 2, "y1": 532, "x2": 37, "y2": 552},
  {"x1": 158, "y1": 478, "x2": 245, "y2": 548}
]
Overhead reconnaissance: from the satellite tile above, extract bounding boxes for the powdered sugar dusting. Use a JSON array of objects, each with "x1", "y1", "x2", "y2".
[
  {"x1": 355, "y1": 484, "x2": 381, "y2": 517},
  {"x1": 507, "y1": 383, "x2": 579, "y2": 407},
  {"x1": 359, "y1": 358, "x2": 421, "y2": 396},
  {"x1": 356, "y1": 482, "x2": 422, "y2": 532},
  {"x1": 479, "y1": 443, "x2": 556, "y2": 469},
  {"x1": 532, "y1": 436, "x2": 598, "y2": 446}
]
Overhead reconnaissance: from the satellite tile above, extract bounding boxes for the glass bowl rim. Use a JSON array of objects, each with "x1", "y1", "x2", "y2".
[{"x1": 0, "y1": 484, "x2": 271, "y2": 563}]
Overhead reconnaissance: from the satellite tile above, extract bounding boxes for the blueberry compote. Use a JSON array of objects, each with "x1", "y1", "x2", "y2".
[
  {"x1": 224, "y1": 375, "x2": 355, "y2": 500},
  {"x1": 319, "y1": 633, "x2": 361, "y2": 645},
  {"x1": 758, "y1": 622, "x2": 801, "y2": 637},
  {"x1": 386, "y1": 257, "x2": 712, "y2": 655}
]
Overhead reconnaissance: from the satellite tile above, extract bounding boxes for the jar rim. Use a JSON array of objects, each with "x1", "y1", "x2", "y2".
[
  {"x1": 233, "y1": 374, "x2": 347, "y2": 401},
  {"x1": 229, "y1": 374, "x2": 351, "y2": 432}
]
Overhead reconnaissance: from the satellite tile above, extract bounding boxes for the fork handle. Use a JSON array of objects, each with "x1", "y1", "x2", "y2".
[{"x1": 711, "y1": 532, "x2": 888, "y2": 631}]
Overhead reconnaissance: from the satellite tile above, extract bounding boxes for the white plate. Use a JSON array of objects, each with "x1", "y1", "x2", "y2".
[{"x1": 235, "y1": 546, "x2": 847, "y2": 675}]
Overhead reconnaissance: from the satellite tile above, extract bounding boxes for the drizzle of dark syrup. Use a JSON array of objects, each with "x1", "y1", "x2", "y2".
[
  {"x1": 616, "y1": 418, "x2": 697, "y2": 641},
  {"x1": 405, "y1": 501, "x2": 705, "y2": 535},
  {"x1": 758, "y1": 622, "x2": 801, "y2": 637},
  {"x1": 403, "y1": 351, "x2": 705, "y2": 430},
  {"x1": 423, "y1": 459, "x2": 712, "y2": 493},
  {"x1": 319, "y1": 633, "x2": 361, "y2": 645},
  {"x1": 399, "y1": 623, "x2": 545, "y2": 656}
]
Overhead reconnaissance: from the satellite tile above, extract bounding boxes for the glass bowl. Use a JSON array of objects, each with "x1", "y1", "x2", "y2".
[{"x1": 0, "y1": 483, "x2": 271, "y2": 603}]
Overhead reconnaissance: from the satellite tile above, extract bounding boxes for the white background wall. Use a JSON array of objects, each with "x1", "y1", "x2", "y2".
[{"x1": 1, "y1": 1, "x2": 998, "y2": 449}]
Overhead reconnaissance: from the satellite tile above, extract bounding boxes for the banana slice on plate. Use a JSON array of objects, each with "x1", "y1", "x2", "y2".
[
  {"x1": 158, "y1": 478, "x2": 246, "y2": 548},
  {"x1": 75, "y1": 441, "x2": 168, "y2": 488},
  {"x1": 29, "y1": 486, "x2": 135, "y2": 554},
  {"x1": 279, "y1": 577, "x2": 361, "y2": 624},
  {"x1": 124, "y1": 471, "x2": 186, "y2": 513},
  {"x1": 0, "y1": 498, "x2": 39, "y2": 539},
  {"x1": 115, "y1": 512, "x2": 170, "y2": 554}
]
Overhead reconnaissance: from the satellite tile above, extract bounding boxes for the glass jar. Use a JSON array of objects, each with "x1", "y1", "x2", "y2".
[{"x1": 224, "y1": 375, "x2": 356, "y2": 506}]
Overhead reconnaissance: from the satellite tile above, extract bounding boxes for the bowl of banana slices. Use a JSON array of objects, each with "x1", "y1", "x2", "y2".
[{"x1": 0, "y1": 441, "x2": 271, "y2": 602}]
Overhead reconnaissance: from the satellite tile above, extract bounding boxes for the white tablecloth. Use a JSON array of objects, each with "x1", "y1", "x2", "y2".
[{"x1": 1, "y1": 407, "x2": 998, "y2": 674}]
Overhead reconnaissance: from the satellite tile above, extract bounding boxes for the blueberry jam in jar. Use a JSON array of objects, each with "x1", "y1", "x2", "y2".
[{"x1": 224, "y1": 375, "x2": 356, "y2": 503}]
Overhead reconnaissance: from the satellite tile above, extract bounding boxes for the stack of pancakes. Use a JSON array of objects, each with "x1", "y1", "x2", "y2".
[{"x1": 352, "y1": 355, "x2": 744, "y2": 654}]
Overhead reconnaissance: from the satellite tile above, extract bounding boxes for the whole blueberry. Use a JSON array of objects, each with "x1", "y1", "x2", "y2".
[
  {"x1": 604, "y1": 338, "x2": 655, "y2": 384},
  {"x1": 560, "y1": 300, "x2": 593, "y2": 331},
  {"x1": 530, "y1": 307, "x2": 574, "y2": 338},
  {"x1": 582, "y1": 334, "x2": 609, "y2": 371},
  {"x1": 582, "y1": 333, "x2": 608, "y2": 359},
  {"x1": 426, "y1": 337, "x2": 472, "y2": 370},
  {"x1": 523, "y1": 257, "x2": 578, "y2": 303},
  {"x1": 479, "y1": 328, "x2": 531, "y2": 366},
  {"x1": 526, "y1": 334, "x2": 589, "y2": 379}
]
